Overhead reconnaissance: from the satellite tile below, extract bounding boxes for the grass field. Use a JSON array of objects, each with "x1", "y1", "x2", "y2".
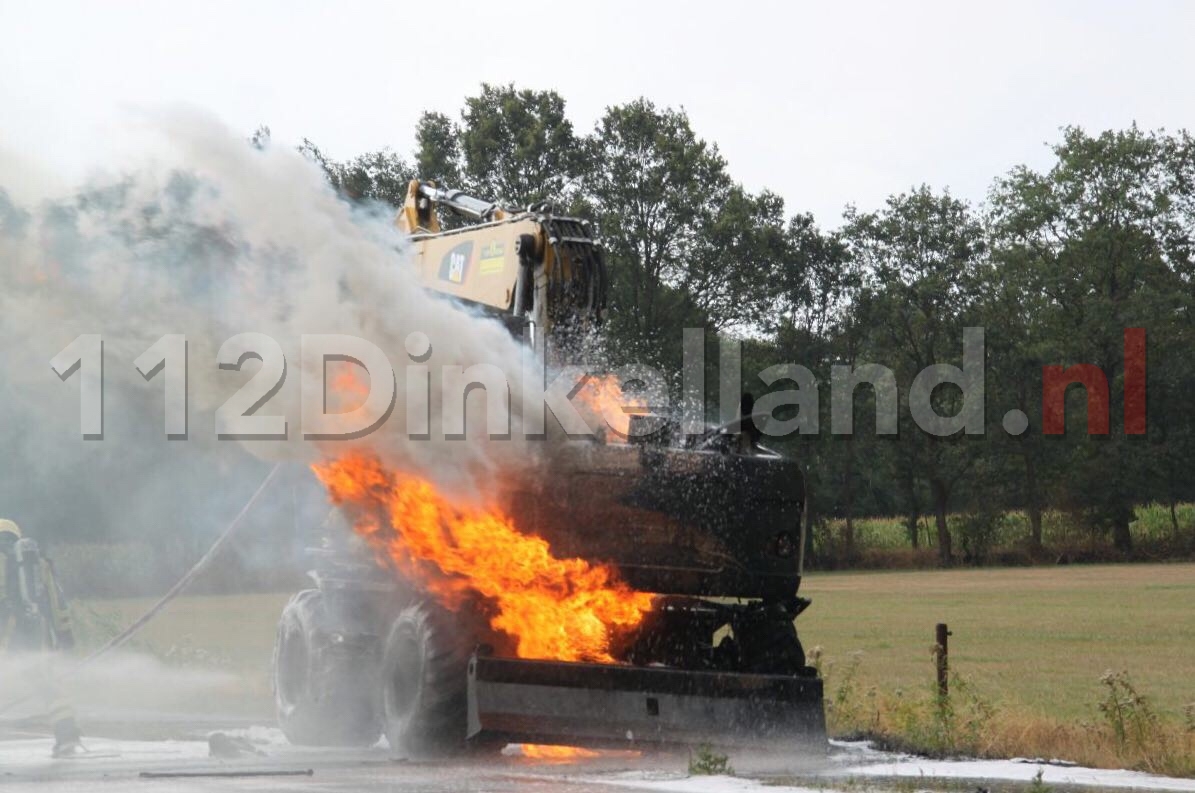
[
  {"x1": 799, "y1": 563, "x2": 1195, "y2": 721},
  {"x1": 73, "y1": 591, "x2": 292, "y2": 718},
  {"x1": 799, "y1": 563, "x2": 1195, "y2": 773},
  {"x1": 72, "y1": 563, "x2": 1195, "y2": 771}
]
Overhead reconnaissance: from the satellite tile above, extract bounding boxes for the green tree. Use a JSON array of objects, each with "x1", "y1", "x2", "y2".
[
  {"x1": 415, "y1": 84, "x2": 582, "y2": 207},
  {"x1": 583, "y1": 99, "x2": 734, "y2": 367},
  {"x1": 844, "y1": 187, "x2": 987, "y2": 565},
  {"x1": 298, "y1": 140, "x2": 414, "y2": 206},
  {"x1": 988, "y1": 126, "x2": 1195, "y2": 552},
  {"x1": 414, "y1": 111, "x2": 462, "y2": 188},
  {"x1": 970, "y1": 239, "x2": 1059, "y2": 551},
  {"x1": 688, "y1": 186, "x2": 790, "y2": 331},
  {"x1": 764, "y1": 216, "x2": 867, "y2": 555},
  {"x1": 461, "y1": 84, "x2": 581, "y2": 205}
]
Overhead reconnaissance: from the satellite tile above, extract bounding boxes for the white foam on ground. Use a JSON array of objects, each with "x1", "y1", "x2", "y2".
[
  {"x1": 3, "y1": 733, "x2": 1193, "y2": 791},
  {"x1": 828, "y1": 740, "x2": 1195, "y2": 791},
  {"x1": 218, "y1": 725, "x2": 292, "y2": 748},
  {"x1": 837, "y1": 758, "x2": 1195, "y2": 791},
  {"x1": 575, "y1": 771, "x2": 823, "y2": 793},
  {"x1": 576, "y1": 741, "x2": 1195, "y2": 793}
]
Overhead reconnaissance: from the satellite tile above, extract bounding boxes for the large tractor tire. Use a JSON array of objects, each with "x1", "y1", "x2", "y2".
[
  {"x1": 273, "y1": 589, "x2": 382, "y2": 746},
  {"x1": 380, "y1": 601, "x2": 472, "y2": 758}
]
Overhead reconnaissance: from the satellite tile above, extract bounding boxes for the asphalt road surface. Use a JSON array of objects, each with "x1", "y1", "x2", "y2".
[
  {"x1": 5, "y1": 722, "x2": 1195, "y2": 793},
  {"x1": 1, "y1": 731, "x2": 791, "y2": 793}
]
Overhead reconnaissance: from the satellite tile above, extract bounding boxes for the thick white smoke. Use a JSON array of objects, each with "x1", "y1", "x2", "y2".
[
  {"x1": 0, "y1": 650, "x2": 241, "y2": 723},
  {"x1": 0, "y1": 109, "x2": 543, "y2": 506}
]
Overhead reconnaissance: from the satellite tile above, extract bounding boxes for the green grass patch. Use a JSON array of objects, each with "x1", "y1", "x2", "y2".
[
  {"x1": 65, "y1": 564, "x2": 1195, "y2": 772},
  {"x1": 801, "y1": 563, "x2": 1195, "y2": 774},
  {"x1": 71, "y1": 592, "x2": 292, "y2": 717}
]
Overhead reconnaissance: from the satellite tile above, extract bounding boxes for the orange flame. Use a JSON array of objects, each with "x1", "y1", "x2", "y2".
[
  {"x1": 514, "y1": 744, "x2": 641, "y2": 763},
  {"x1": 517, "y1": 744, "x2": 601, "y2": 761},
  {"x1": 572, "y1": 375, "x2": 648, "y2": 441},
  {"x1": 327, "y1": 361, "x2": 371, "y2": 413},
  {"x1": 312, "y1": 453, "x2": 653, "y2": 662}
]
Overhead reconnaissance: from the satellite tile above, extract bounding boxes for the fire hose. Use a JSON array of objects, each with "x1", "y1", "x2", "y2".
[{"x1": 0, "y1": 463, "x2": 282, "y2": 719}]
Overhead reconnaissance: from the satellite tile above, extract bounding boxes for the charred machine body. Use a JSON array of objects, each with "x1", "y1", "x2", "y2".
[{"x1": 271, "y1": 182, "x2": 825, "y2": 755}]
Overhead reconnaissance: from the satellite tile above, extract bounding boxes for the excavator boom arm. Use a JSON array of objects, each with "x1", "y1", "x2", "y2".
[{"x1": 395, "y1": 180, "x2": 605, "y2": 341}]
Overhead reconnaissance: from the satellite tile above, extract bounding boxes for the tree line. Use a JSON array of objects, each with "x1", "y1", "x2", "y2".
[{"x1": 295, "y1": 83, "x2": 1195, "y2": 566}]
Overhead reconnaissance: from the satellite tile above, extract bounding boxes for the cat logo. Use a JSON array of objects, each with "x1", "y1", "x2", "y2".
[
  {"x1": 478, "y1": 241, "x2": 506, "y2": 275},
  {"x1": 438, "y1": 241, "x2": 473, "y2": 285}
]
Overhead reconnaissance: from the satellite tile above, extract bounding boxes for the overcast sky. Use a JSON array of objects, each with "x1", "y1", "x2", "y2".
[{"x1": 2, "y1": 0, "x2": 1193, "y2": 224}]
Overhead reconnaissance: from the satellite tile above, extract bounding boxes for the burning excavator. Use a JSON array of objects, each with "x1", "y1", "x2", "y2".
[{"x1": 271, "y1": 181, "x2": 825, "y2": 756}]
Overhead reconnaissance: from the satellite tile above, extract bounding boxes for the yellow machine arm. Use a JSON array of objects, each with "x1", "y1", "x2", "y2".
[{"x1": 395, "y1": 180, "x2": 606, "y2": 340}]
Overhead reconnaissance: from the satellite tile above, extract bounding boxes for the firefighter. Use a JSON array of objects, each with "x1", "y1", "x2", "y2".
[{"x1": 0, "y1": 519, "x2": 85, "y2": 757}]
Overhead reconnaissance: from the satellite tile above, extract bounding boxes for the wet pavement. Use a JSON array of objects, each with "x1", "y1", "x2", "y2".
[{"x1": 3, "y1": 725, "x2": 1194, "y2": 792}]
